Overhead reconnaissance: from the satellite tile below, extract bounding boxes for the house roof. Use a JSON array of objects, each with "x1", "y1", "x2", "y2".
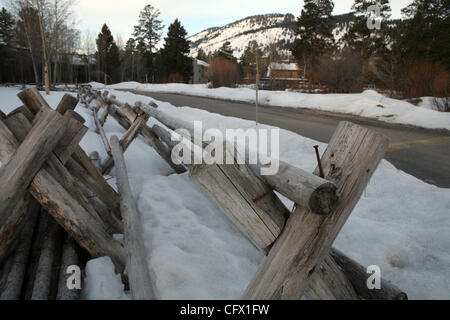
[{"x1": 267, "y1": 62, "x2": 299, "y2": 77}]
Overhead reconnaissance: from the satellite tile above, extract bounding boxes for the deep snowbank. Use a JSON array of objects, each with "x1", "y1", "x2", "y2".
[{"x1": 89, "y1": 82, "x2": 450, "y2": 131}]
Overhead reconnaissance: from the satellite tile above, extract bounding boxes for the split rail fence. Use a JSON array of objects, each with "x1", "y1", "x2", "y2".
[{"x1": 0, "y1": 85, "x2": 408, "y2": 300}]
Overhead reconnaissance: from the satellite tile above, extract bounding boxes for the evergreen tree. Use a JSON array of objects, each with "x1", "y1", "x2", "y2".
[
  {"x1": 215, "y1": 41, "x2": 237, "y2": 63},
  {"x1": 0, "y1": 8, "x2": 16, "y2": 82},
  {"x1": 196, "y1": 48, "x2": 208, "y2": 62},
  {"x1": 264, "y1": 43, "x2": 283, "y2": 64},
  {"x1": 240, "y1": 40, "x2": 263, "y2": 76},
  {"x1": 345, "y1": 0, "x2": 392, "y2": 59},
  {"x1": 291, "y1": 0, "x2": 335, "y2": 79},
  {"x1": 161, "y1": 19, "x2": 193, "y2": 83},
  {"x1": 241, "y1": 41, "x2": 263, "y2": 66},
  {"x1": 96, "y1": 24, "x2": 121, "y2": 83},
  {"x1": 400, "y1": 0, "x2": 450, "y2": 69},
  {"x1": 133, "y1": 4, "x2": 164, "y2": 53},
  {"x1": 16, "y1": 6, "x2": 43, "y2": 84}
]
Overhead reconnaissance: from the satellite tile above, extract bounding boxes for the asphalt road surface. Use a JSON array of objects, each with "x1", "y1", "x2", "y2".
[{"x1": 134, "y1": 90, "x2": 450, "y2": 188}]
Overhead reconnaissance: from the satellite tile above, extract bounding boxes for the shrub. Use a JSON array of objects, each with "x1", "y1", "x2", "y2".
[
  {"x1": 167, "y1": 72, "x2": 185, "y2": 83},
  {"x1": 205, "y1": 57, "x2": 240, "y2": 88},
  {"x1": 404, "y1": 60, "x2": 449, "y2": 98},
  {"x1": 313, "y1": 50, "x2": 363, "y2": 93}
]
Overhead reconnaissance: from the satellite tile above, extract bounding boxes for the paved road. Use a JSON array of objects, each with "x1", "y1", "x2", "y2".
[{"x1": 134, "y1": 91, "x2": 450, "y2": 188}]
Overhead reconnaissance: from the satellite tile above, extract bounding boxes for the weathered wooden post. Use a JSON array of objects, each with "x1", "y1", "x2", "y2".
[
  {"x1": 56, "y1": 236, "x2": 81, "y2": 300},
  {"x1": 329, "y1": 249, "x2": 408, "y2": 300},
  {"x1": 106, "y1": 96, "x2": 186, "y2": 174},
  {"x1": 243, "y1": 122, "x2": 390, "y2": 299},
  {"x1": 0, "y1": 110, "x2": 69, "y2": 261},
  {"x1": 0, "y1": 199, "x2": 40, "y2": 300},
  {"x1": 0, "y1": 113, "x2": 126, "y2": 273},
  {"x1": 31, "y1": 217, "x2": 63, "y2": 300},
  {"x1": 17, "y1": 88, "x2": 122, "y2": 219},
  {"x1": 94, "y1": 110, "x2": 112, "y2": 156},
  {"x1": 101, "y1": 111, "x2": 150, "y2": 175},
  {"x1": 110, "y1": 136, "x2": 154, "y2": 300}
]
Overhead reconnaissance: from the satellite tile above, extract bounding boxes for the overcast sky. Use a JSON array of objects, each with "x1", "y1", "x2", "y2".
[{"x1": 1, "y1": 0, "x2": 414, "y2": 41}]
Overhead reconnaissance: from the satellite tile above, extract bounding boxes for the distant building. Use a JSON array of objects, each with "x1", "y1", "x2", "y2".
[
  {"x1": 266, "y1": 62, "x2": 306, "y2": 90},
  {"x1": 190, "y1": 59, "x2": 209, "y2": 84},
  {"x1": 267, "y1": 62, "x2": 300, "y2": 80}
]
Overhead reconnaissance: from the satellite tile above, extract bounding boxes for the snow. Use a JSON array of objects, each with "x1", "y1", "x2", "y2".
[
  {"x1": 268, "y1": 62, "x2": 298, "y2": 71},
  {"x1": 82, "y1": 257, "x2": 130, "y2": 300},
  {"x1": 196, "y1": 59, "x2": 210, "y2": 68},
  {"x1": 267, "y1": 62, "x2": 299, "y2": 77},
  {"x1": 187, "y1": 14, "x2": 350, "y2": 59},
  {"x1": 188, "y1": 14, "x2": 296, "y2": 59},
  {"x1": 93, "y1": 82, "x2": 450, "y2": 131},
  {"x1": 0, "y1": 86, "x2": 449, "y2": 300}
]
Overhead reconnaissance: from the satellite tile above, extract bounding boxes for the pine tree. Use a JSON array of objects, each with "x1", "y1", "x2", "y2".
[
  {"x1": 0, "y1": 7, "x2": 16, "y2": 82},
  {"x1": 196, "y1": 48, "x2": 208, "y2": 62},
  {"x1": 215, "y1": 41, "x2": 237, "y2": 63},
  {"x1": 16, "y1": 5, "x2": 42, "y2": 84},
  {"x1": 264, "y1": 43, "x2": 283, "y2": 64},
  {"x1": 161, "y1": 19, "x2": 193, "y2": 83},
  {"x1": 96, "y1": 24, "x2": 121, "y2": 83},
  {"x1": 345, "y1": 0, "x2": 392, "y2": 59},
  {"x1": 400, "y1": 0, "x2": 449, "y2": 69},
  {"x1": 291, "y1": 0, "x2": 335, "y2": 79},
  {"x1": 240, "y1": 40, "x2": 263, "y2": 76},
  {"x1": 133, "y1": 4, "x2": 164, "y2": 54}
]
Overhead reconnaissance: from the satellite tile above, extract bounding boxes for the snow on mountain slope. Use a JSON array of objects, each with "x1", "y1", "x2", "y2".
[
  {"x1": 188, "y1": 14, "x2": 296, "y2": 59},
  {"x1": 188, "y1": 13, "x2": 355, "y2": 59}
]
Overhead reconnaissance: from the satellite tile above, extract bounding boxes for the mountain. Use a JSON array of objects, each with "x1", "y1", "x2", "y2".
[{"x1": 187, "y1": 13, "x2": 356, "y2": 60}]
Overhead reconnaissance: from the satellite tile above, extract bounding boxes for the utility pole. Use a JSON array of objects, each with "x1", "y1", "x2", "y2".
[
  {"x1": 36, "y1": 0, "x2": 50, "y2": 95},
  {"x1": 255, "y1": 47, "x2": 259, "y2": 126}
]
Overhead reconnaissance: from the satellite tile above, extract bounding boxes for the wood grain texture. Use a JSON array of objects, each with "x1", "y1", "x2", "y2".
[
  {"x1": 0, "y1": 117, "x2": 126, "y2": 274},
  {"x1": 250, "y1": 160, "x2": 338, "y2": 216},
  {"x1": 99, "y1": 104, "x2": 110, "y2": 126},
  {"x1": 94, "y1": 110, "x2": 111, "y2": 156},
  {"x1": 30, "y1": 217, "x2": 62, "y2": 300},
  {"x1": 56, "y1": 236, "x2": 81, "y2": 300},
  {"x1": 110, "y1": 136, "x2": 154, "y2": 300},
  {"x1": 7, "y1": 106, "x2": 34, "y2": 122},
  {"x1": 0, "y1": 110, "x2": 68, "y2": 256},
  {"x1": 4, "y1": 112, "x2": 122, "y2": 235},
  {"x1": 304, "y1": 254, "x2": 359, "y2": 300},
  {"x1": 107, "y1": 96, "x2": 186, "y2": 174},
  {"x1": 101, "y1": 112, "x2": 150, "y2": 175},
  {"x1": 145, "y1": 104, "x2": 337, "y2": 215},
  {"x1": 0, "y1": 197, "x2": 40, "y2": 300},
  {"x1": 0, "y1": 194, "x2": 37, "y2": 265},
  {"x1": 29, "y1": 168, "x2": 126, "y2": 273},
  {"x1": 17, "y1": 88, "x2": 51, "y2": 114},
  {"x1": 52, "y1": 113, "x2": 88, "y2": 164},
  {"x1": 55, "y1": 94, "x2": 79, "y2": 115},
  {"x1": 66, "y1": 153, "x2": 121, "y2": 216},
  {"x1": 191, "y1": 142, "x2": 288, "y2": 252},
  {"x1": 330, "y1": 248, "x2": 408, "y2": 300},
  {"x1": 243, "y1": 122, "x2": 390, "y2": 299},
  {"x1": 17, "y1": 88, "x2": 119, "y2": 214}
]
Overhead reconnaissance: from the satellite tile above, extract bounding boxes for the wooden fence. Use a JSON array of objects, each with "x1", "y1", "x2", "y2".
[{"x1": 0, "y1": 85, "x2": 408, "y2": 300}]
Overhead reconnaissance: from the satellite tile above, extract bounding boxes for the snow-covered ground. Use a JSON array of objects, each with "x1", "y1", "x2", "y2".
[
  {"x1": 1, "y1": 86, "x2": 449, "y2": 300},
  {"x1": 90, "y1": 82, "x2": 450, "y2": 131}
]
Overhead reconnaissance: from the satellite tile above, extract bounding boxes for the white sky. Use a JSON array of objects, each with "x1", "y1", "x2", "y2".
[{"x1": 1, "y1": 0, "x2": 414, "y2": 42}]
